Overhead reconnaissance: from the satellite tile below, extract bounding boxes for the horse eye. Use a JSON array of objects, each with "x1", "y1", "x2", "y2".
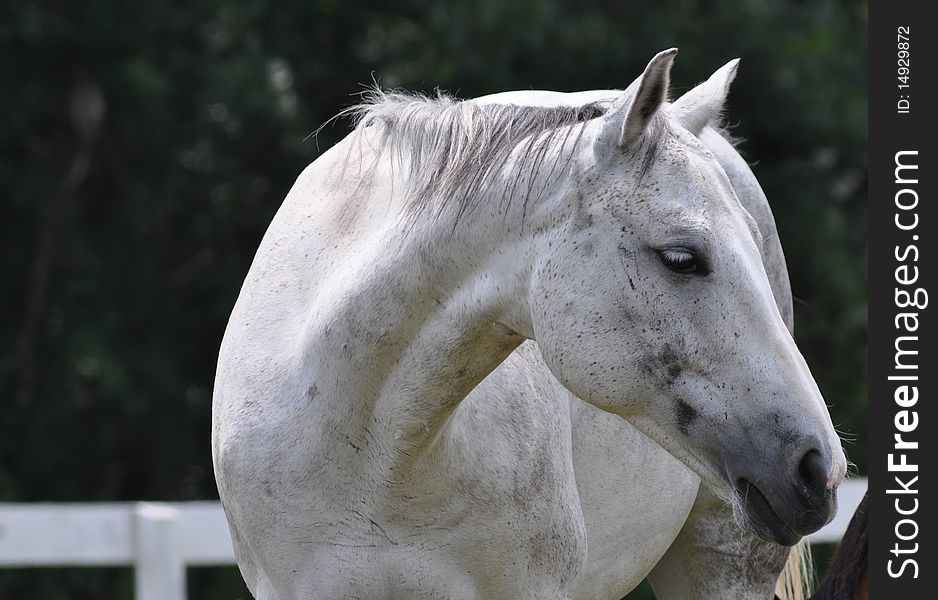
[{"x1": 658, "y1": 248, "x2": 704, "y2": 274}]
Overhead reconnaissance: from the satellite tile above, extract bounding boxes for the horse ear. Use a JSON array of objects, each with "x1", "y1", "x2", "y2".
[
  {"x1": 596, "y1": 48, "x2": 678, "y2": 154},
  {"x1": 670, "y1": 58, "x2": 740, "y2": 135}
]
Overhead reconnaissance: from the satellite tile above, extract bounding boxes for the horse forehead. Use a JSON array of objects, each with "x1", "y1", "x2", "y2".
[
  {"x1": 615, "y1": 134, "x2": 726, "y2": 201},
  {"x1": 678, "y1": 140, "x2": 763, "y2": 241},
  {"x1": 602, "y1": 139, "x2": 759, "y2": 243},
  {"x1": 661, "y1": 134, "x2": 753, "y2": 213}
]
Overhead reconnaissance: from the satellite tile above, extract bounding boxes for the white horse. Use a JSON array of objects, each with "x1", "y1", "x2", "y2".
[{"x1": 212, "y1": 49, "x2": 847, "y2": 599}]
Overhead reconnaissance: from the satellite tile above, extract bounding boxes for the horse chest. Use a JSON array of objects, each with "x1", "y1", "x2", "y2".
[{"x1": 568, "y1": 396, "x2": 700, "y2": 598}]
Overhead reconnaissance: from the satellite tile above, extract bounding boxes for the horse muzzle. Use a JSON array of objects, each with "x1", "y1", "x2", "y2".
[
  {"x1": 729, "y1": 441, "x2": 839, "y2": 546},
  {"x1": 734, "y1": 477, "x2": 837, "y2": 546}
]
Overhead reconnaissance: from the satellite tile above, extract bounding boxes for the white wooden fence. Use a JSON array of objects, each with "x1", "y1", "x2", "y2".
[
  {"x1": 0, "y1": 479, "x2": 867, "y2": 600},
  {"x1": 0, "y1": 501, "x2": 232, "y2": 600}
]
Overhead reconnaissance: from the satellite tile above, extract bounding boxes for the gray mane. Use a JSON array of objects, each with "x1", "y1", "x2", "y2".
[{"x1": 344, "y1": 90, "x2": 609, "y2": 223}]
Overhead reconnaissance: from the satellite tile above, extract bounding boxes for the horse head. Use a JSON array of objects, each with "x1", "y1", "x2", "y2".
[{"x1": 526, "y1": 49, "x2": 846, "y2": 545}]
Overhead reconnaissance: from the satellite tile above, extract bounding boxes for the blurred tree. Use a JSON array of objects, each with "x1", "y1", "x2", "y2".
[{"x1": 1, "y1": 0, "x2": 866, "y2": 597}]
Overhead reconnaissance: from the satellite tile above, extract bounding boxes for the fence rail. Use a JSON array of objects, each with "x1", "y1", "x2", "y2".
[{"x1": 0, "y1": 478, "x2": 867, "y2": 600}]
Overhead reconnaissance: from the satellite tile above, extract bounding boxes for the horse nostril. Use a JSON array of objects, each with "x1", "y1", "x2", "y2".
[{"x1": 797, "y1": 449, "x2": 828, "y2": 498}]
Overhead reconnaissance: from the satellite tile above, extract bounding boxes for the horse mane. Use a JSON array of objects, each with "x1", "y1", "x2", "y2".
[
  {"x1": 342, "y1": 89, "x2": 612, "y2": 223},
  {"x1": 776, "y1": 542, "x2": 814, "y2": 600},
  {"x1": 810, "y1": 493, "x2": 869, "y2": 600}
]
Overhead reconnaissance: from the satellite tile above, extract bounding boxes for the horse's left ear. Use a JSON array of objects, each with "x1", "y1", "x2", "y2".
[
  {"x1": 671, "y1": 58, "x2": 740, "y2": 135},
  {"x1": 596, "y1": 48, "x2": 678, "y2": 154}
]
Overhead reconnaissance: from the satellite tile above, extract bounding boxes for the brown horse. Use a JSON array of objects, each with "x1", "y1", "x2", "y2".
[{"x1": 775, "y1": 493, "x2": 867, "y2": 600}]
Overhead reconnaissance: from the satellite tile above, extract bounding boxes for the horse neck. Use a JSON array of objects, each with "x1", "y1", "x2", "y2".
[{"x1": 307, "y1": 136, "x2": 563, "y2": 464}]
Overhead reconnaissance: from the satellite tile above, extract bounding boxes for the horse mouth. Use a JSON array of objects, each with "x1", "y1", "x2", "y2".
[{"x1": 735, "y1": 479, "x2": 802, "y2": 546}]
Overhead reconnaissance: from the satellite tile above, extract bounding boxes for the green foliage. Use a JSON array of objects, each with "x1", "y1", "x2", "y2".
[{"x1": 1, "y1": 0, "x2": 866, "y2": 597}]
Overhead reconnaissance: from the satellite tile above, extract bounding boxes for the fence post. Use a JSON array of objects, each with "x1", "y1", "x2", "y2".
[{"x1": 134, "y1": 503, "x2": 185, "y2": 600}]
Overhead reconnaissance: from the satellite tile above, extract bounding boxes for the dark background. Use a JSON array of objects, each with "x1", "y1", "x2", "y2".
[{"x1": 1, "y1": 1, "x2": 867, "y2": 598}]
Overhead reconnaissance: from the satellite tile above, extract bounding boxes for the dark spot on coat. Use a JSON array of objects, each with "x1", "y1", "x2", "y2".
[
  {"x1": 659, "y1": 344, "x2": 679, "y2": 366},
  {"x1": 666, "y1": 363, "x2": 683, "y2": 381},
  {"x1": 675, "y1": 398, "x2": 698, "y2": 435},
  {"x1": 637, "y1": 343, "x2": 684, "y2": 384},
  {"x1": 658, "y1": 344, "x2": 684, "y2": 383}
]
